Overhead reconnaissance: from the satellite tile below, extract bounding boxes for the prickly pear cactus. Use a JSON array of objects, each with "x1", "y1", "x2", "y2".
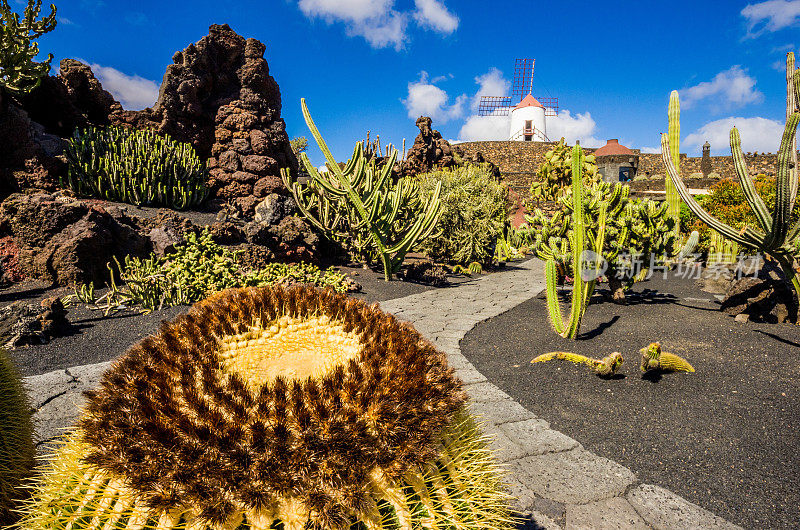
[
  {"x1": 0, "y1": 348, "x2": 35, "y2": 526},
  {"x1": 18, "y1": 286, "x2": 514, "y2": 530}
]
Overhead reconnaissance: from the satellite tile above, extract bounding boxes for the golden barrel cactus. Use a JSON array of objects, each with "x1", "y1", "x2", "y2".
[
  {"x1": 0, "y1": 348, "x2": 35, "y2": 526},
  {"x1": 18, "y1": 286, "x2": 514, "y2": 529}
]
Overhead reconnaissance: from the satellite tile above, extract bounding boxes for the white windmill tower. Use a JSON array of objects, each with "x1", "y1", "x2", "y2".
[{"x1": 478, "y1": 58, "x2": 559, "y2": 142}]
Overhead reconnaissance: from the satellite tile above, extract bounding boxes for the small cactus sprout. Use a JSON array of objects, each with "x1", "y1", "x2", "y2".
[
  {"x1": 639, "y1": 342, "x2": 695, "y2": 373},
  {"x1": 0, "y1": 348, "x2": 35, "y2": 526},
  {"x1": 531, "y1": 351, "x2": 624, "y2": 377},
  {"x1": 19, "y1": 286, "x2": 515, "y2": 530}
]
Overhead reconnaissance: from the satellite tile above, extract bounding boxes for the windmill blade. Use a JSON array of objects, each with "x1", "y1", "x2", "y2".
[{"x1": 478, "y1": 96, "x2": 512, "y2": 116}]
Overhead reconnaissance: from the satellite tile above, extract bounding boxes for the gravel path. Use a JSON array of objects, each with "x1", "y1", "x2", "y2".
[{"x1": 22, "y1": 258, "x2": 741, "y2": 529}]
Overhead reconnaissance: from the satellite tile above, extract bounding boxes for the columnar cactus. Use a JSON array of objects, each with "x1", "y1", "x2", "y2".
[
  {"x1": 662, "y1": 53, "x2": 800, "y2": 304},
  {"x1": 282, "y1": 99, "x2": 443, "y2": 281},
  {"x1": 0, "y1": 348, "x2": 34, "y2": 526},
  {"x1": 531, "y1": 351, "x2": 624, "y2": 377},
  {"x1": 665, "y1": 91, "x2": 683, "y2": 238},
  {"x1": 640, "y1": 342, "x2": 695, "y2": 373},
  {"x1": 63, "y1": 126, "x2": 209, "y2": 210},
  {"x1": 542, "y1": 144, "x2": 604, "y2": 339},
  {"x1": 528, "y1": 137, "x2": 600, "y2": 204},
  {"x1": 18, "y1": 285, "x2": 514, "y2": 529},
  {"x1": 0, "y1": 0, "x2": 56, "y2": 95}
]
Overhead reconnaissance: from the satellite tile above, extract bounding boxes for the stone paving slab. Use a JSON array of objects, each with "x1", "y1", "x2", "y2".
[{"x1": 20, "y1": 257, "x2": 742, "y2": 529}]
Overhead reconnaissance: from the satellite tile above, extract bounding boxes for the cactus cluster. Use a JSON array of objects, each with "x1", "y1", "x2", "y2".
[
  {"x1": 527, "y1": 137, "x2": 600, "y2": 204},
  {"x1": 83, "y1": 228, "x2": 352, "y2": 313},
  {"x1": 662, "y1": 53, "x2": 800, "y2": 305},
  {"x1": 528, "y1": 180, "x2": 678, "y2": 302},
  {"x1": 0, "y1": 0, "x2": 56, "y2": 95},
  {"x1": 0, "y1": 348, "x2": 34, "y2": 526},
  {"x1": 18, "y1": 285, "x2": 514, "y2": 529},
  {"x1": 63, "y1": 126, "x2": 210, "y2": 210},
  {"x1": 282, "y1": 100, "x2": 442, "y2": 281}
]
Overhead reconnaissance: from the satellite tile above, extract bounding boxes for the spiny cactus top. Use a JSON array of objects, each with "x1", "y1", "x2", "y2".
[{"x1": 20, "y1": 285, "x2": 519, "y2": 530}]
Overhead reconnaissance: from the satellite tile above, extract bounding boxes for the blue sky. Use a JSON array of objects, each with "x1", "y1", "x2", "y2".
[{"x1": 32, "y1": 0, "x2": 800, "y2": 165}]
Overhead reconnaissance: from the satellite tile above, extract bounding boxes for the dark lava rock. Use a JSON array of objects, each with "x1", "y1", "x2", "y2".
[
  {"x1": 399, "y1": 261, "x2": 449, "y2": 286},
  {"x1": 720, "y1": 262, "x2": 798, "y2": 323},
  {"x1": 0, "y1": 192, "x2": 149, "y2": 286},
  {"x1": 401, "y1": 116, "x2": 459, "y2": 178},
  {"x1": 0, "y1": 297, "x2": 71, "y2": 348}
]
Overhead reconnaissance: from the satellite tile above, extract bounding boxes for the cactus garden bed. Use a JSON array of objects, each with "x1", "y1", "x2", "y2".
[{"x1": 461, "y1": 273, "x2": 800, "y2": 529}]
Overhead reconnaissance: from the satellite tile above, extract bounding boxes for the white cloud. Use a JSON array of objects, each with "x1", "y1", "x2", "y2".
[
  {"x1": 413, "y1": 0, "x2": 458, "y2": 34},
  {"x1": 684, "y1": 116, "x2": 798, "y2": 154},
  {"x1": 402, "y1": 72, "x2": 466, "y2": 123},
  {"x1": 89, "y1": 63, "x2": 158, "y2": 110},
  {"x1": 639, "y1": 146, "x2": 662, "y2": 154},
  {"x1": 741, "y1": 0, "x2": 800, "y2": 37},
  {"x1": 458, "y1": 114, "x2": 511, "y2": 141},
  {"x1": 297, "y1": 0, "x2": 457, "y2": 49},
  {"x1": 548, "y1": 110, "x2": 604, "y2": 148},
  {"x1": 470, "y1": 67, "x2": 510, "y2": 110},
  {"x1": 680, "y1": 66, "x2": 763, "y2": 110},
  {"x1": 58, "y1": 16, "x2": 75, "y2": 25}
]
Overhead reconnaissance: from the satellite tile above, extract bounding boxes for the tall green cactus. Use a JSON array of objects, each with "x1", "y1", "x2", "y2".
[
  {"x1": 63, "y1": 126, "x2": 209, "y2": 210},
  {"x1": 665, "y1": 90, "x2": 682, "y2": 238},
  {"x1": 662, "y1": 52, "x2": 800, "y2": 305},
  {"x1": 0, "y1": 0, "x2": 56, "y2": 96},
  {"x1": 282, "y1": 99, "x2": 442, "y2": 281},
  {"x1": 544, "y1": 144, "x2": 603, "y2": 339}
]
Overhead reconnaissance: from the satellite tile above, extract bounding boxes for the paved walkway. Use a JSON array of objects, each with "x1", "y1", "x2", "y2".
[{"x1": 23, "y1": 258, "x2": 741, "y2": 529}]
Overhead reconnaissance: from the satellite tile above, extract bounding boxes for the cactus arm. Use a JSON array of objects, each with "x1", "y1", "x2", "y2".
[
  {"x1": 787, "y1": 53, "x2": 798, "y2": 207},
  {"x1": 730, "y1": 127, "x2": 772, "y2": 233},
  {"x1": 768, "y1": 112, "x2": 800, "y2": 248},
  {"x1": 677, "y1": 231, "x2": 700, "y2": 259},
  {"x1": 301, "y1": 99, "x2": 343, "y2": 179},
  {"x1": 661, "y1": 133, "x2": 763, "y2": 247}
]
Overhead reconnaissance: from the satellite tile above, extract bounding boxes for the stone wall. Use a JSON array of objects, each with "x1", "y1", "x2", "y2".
[{"x1": 456, "y1": 140, "x2": 796, "y2": 191}]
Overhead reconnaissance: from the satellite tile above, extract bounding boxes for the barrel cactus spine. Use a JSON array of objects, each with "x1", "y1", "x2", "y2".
[
  {"x1": 18, "y1": 285, "x2": 514, "y2": 529},
  {"x1": 0, "y1": 348, "x2": 35, "y2": 526}
]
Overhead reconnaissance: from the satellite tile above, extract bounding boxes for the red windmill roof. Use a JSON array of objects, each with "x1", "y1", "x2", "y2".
[
  {"x1": 594, "y1": 139, "x2": 634, "y2": 156},
  {"x1": 514, "y1": 93, "x2": 544, "y2": 109}
]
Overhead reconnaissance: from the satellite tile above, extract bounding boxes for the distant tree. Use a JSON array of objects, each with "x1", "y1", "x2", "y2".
[
  {"x1": 290, "y1": 136, "x2": 308, "y2": 156},
  {"x1": 0, "y1": 0, "x2": 57, "y2": 96}
]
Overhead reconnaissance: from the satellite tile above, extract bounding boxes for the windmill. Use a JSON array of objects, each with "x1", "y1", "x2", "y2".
[{"x1": 478, "y1": 58, "x2": 558, "y2": 142}]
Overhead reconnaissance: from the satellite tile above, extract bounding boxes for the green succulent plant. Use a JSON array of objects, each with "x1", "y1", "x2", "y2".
[
  {"x1": 282, "y1": 99, "x2": 442, "y2": 281},
  {"x1": 662, "y1": 53, "x2": 800, "y2": 304},
  {"x1": 0, "y1": 0, "x2": 56, "y2": 96},
  {"x1": 527, "y1": 137, "x2": 600, "y2": 205},
  {"x1": 0, "y1": 347, "x2": 34, "y2": 526},
  {"x1": 18, "y1": 285, "x2": 514, "y2": 529},
  {"x1": 416, "y1": 164, "x2": 509, "y2": 266},
  {"x1": 63, "y1": 125, "x2": 209, "y2": 210},
  {"x1": 528, "y1": 180, "x2": 677, "y2": 303}
]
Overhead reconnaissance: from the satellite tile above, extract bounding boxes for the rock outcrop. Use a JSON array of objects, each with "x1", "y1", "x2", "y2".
[
  {"x1": 401, "y1": 116, "x2": 459, "y2": 178},
  {"x1": 400, "y1": 116, "x2": 500, "y2": 179},
  {"x1": 720, "y1": 262, "x2": 798, "y2": 323},
  {"x1": 0, "y1": 297, "x2": 71, "y2": 348},
  {"x1": 110, "y1": 24, "x2": 297, "y2": 215},
  {"x1": 0, "y1": 192, "x2": 149, "y2": 286}
]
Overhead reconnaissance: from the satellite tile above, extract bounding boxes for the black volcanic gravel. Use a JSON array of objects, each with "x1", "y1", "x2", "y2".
[{"x1": 461, "y1": 275, "x2": 800, "y2": 529}]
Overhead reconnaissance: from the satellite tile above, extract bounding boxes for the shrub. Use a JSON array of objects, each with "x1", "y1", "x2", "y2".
[
  {"x1": 526, "y1": 137, "x2": 600, "y2": 205},
  {"x1": 63, "y1": 126, "x2": 209, "y2": 210},
  {"x1": 97, "y1": 228, "x2": 352, "y2": 312},
  {"x1": 416, "y1": 164, "x2": 509, "y2": 265}
]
